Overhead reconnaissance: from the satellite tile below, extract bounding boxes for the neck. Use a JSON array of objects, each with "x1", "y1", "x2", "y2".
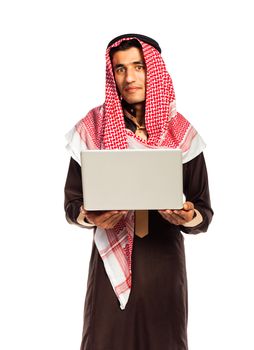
[
  {"x1": 134, "y1": 103, "x2": 145, "y2": 124},
  {"x1": 122, "y1": 100, "x2": 146, "y2": 124}
]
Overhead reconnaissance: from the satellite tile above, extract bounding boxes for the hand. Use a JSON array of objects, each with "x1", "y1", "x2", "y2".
[
  {"x1": 80, "y1": 206, "x2": 128, "y2": 229},
  {"x1": 158, "y1": 202, "x2": 195, "y2": 226}
]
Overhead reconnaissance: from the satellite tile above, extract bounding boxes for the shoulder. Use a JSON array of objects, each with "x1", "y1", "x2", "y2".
[
  {"x1": 77, "y1": 104, "x2": 104, "y2": 126},
  {"x1": 74, "y1": 104, "x2": 105, "y2": 150}
]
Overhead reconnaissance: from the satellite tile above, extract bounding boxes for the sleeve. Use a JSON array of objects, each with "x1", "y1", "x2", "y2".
[
  {"x1": 64, "y1": 157, "x2": 95, "y2": 228},
  {"x1": 180, "y1": 152, "x2": 214, "y2": 234}
]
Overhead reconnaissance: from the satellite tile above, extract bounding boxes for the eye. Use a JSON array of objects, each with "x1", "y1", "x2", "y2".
[
  {"x1": 135, "y1": 65, "x2": 145, "y2": 71},
  {"x1": 115, "y1": 67, "x2": 125, "y2": 74}
]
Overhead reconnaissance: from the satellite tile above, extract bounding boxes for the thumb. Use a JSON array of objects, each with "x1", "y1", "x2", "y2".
[{"x1": 183, "y1": 202, "x2": 194, "y2": 211}]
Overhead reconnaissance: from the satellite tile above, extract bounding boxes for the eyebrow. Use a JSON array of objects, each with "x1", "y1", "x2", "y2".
[{"x1": 113, "y1": 61, "x2": 145, "y2": 69}]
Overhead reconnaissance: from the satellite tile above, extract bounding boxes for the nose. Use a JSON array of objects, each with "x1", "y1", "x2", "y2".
[{"x1": 125, "y1": 68, "x2": 136, "y2": 83}]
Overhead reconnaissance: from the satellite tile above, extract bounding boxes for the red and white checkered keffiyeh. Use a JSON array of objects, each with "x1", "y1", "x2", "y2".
[{"x1": 65, "y1": 37, "x2": 206, "y2": 309}]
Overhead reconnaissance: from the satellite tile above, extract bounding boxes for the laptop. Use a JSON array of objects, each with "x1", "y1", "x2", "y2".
[{"x1": 80, "y1": 149, "x2": 183, "y2": 210}]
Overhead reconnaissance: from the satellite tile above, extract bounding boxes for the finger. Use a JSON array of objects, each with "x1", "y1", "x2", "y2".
[
  {"x1": 172, "y1": 210, "x2": 189, "y2": 221},
  {"x1": 174, "y1": 201, "x2": 194, "y2": 219},
  {"x1": 183, "y1": 201, "x2": 194, "y2": 211},
  {"x1": 162, "y1": 210, "x2": 186, "y2": 225},
  {"x1": 159, "y1": 211, "x2": 175, "y2": 224},
  {"x1": 116, "y1": 210, "x2": 128, "y2": 219},
  {"x1": 91, "y1": 211, "x2": 127, "y2": 228},
  {"x1": 158, "y1": 209, "x2": 173, "y2": 215},
  {"x1": 169, "y1": 212, "x2": 186, "y2": 225},
  {"x1": 102, "y1": 210, "x2": 126, "y2": 223},
  {"x1": 100, "y1": 210, "x2": 120, "y2": 219},
  {"x1": 88, "y1": 210, "x2": 119, "y2": 224},
  {"x1": 174, "y1": 209, "x2": 196, "y2": 224},
  {"x1": 104, "y1": 213, "x2": 123, "y2": 226},
  {"x1": 103, "y1": 213, "x2": 126, "y2": 229}
]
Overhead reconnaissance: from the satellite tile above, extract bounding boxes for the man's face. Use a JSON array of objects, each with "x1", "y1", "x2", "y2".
[{"x1": 112, "y1": 47, "x2": 146, "y2": 105}]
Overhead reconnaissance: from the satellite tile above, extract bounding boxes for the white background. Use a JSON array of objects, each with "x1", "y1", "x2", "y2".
[{"x1": 0, "y1": 0, "x2": 253, "y2": 349}]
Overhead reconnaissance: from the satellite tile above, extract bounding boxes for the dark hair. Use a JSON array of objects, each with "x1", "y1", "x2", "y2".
[{"x1": 109, "y1": 39, "x2": 142, "y2": 60}]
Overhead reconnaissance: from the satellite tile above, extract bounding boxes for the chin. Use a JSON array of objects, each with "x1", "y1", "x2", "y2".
[{"x1": 124, "y1": 97, "x2": 145, "y2": 105}]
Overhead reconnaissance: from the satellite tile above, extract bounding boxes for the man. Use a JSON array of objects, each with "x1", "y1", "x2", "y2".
[{"x1": 64, "y1": 34, "x2": 213, "y2": 350}]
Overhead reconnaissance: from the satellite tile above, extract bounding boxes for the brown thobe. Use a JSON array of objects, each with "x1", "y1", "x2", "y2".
[{"x1": 64, "y1": 119, "x2": 213, "y2": 350}]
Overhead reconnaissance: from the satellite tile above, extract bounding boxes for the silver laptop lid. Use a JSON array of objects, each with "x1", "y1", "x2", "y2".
[{"x1": 81, "y1": 149, "x2": 183, "y2": 210}]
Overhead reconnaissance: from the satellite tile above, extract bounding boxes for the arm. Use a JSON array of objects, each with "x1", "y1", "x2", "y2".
[
  {"x1": 159, "y1": 152, "x2": 213, "y2": 234},
  {"x1": 181, "y1": 152, "x2": 213, "y2": 234},
  {"x1": 64, "y1": 157, "x2": 94, "y2": 227}
]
